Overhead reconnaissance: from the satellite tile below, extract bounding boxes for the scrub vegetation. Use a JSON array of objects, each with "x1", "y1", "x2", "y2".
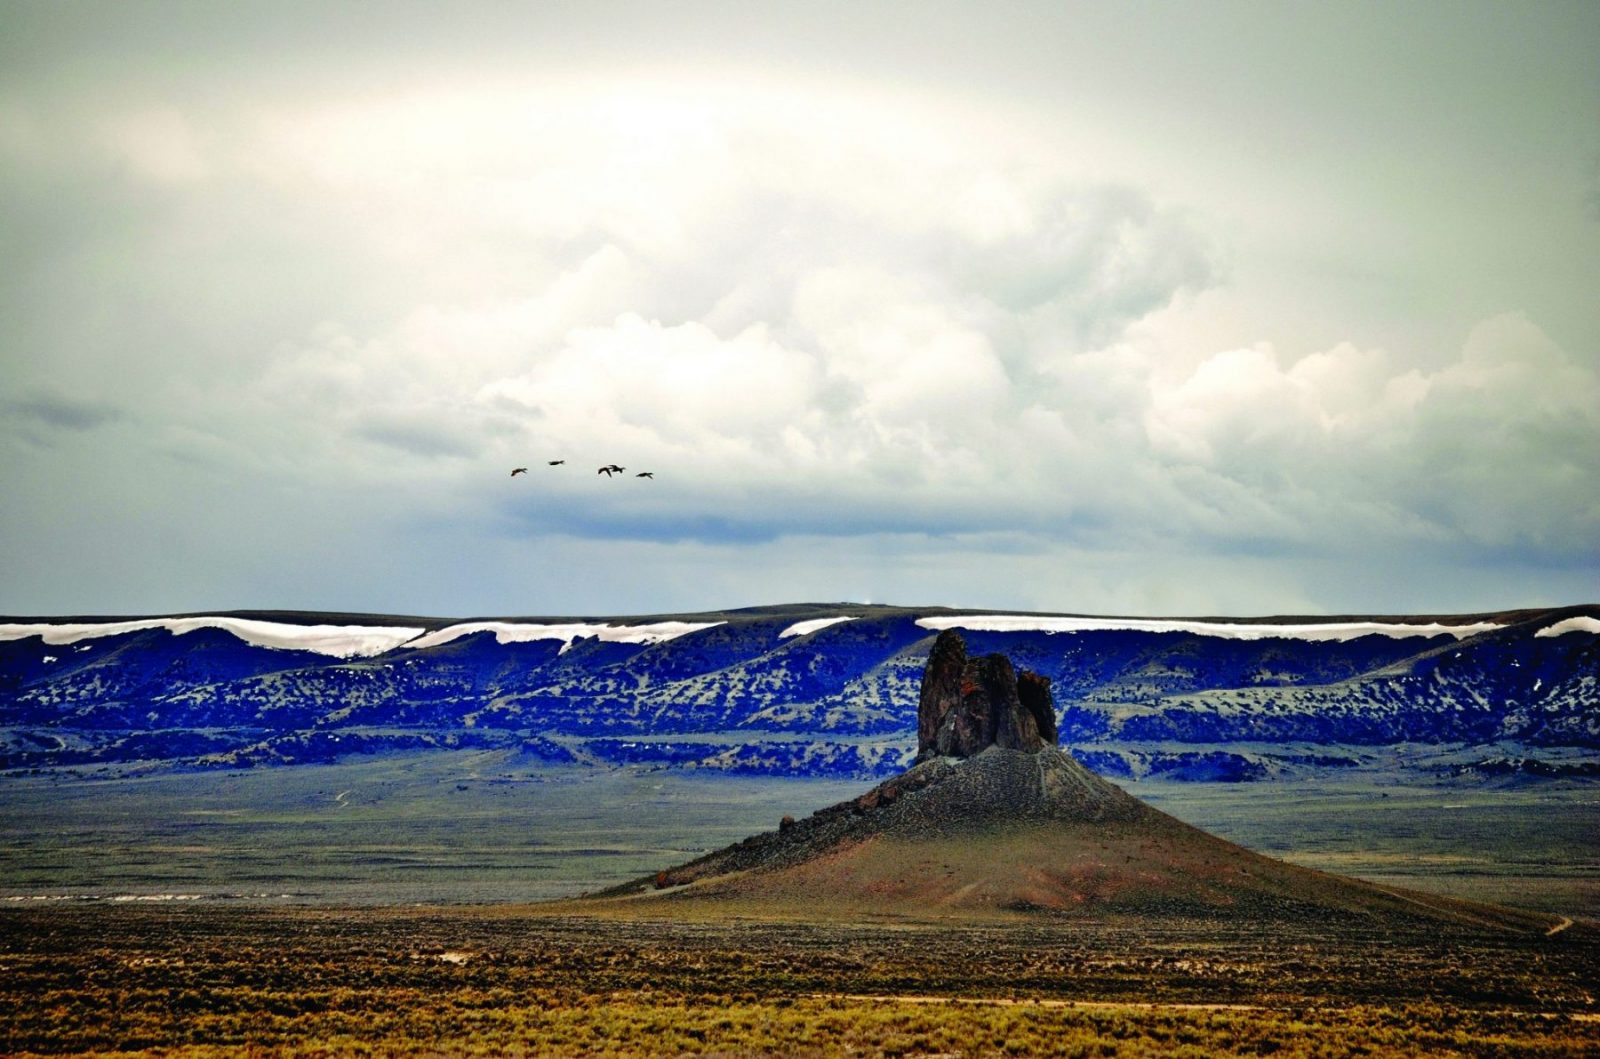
[{"x1": 2, "y1": 905, "x2": 1596, "y2": 1057}]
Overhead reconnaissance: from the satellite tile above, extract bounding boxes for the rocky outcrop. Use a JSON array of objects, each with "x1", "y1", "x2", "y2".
[
  {"x1": 1018, "y1": 670, "x2": 1057, "y2": 746},
  {"x1": 916, "y1": 629, "x2": 1057, "y2": 760},
  {"x1": 916, "y1": 628, "x2": 967, "y2": 754}
]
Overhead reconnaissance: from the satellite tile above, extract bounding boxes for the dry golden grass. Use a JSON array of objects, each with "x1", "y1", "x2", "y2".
[
  {"x1": 9, "y1": 994, "x2": 1599, "y2": 1058},
  {"x1": 2, "y1": 904, "x2": 1596, "y2": 1057}
]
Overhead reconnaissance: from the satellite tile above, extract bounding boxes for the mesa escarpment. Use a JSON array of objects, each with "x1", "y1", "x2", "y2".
[
  {"x1": 7, "y1": 603, "x2": 1595, "y2": 778},
  {"x1": 582, "y1": 632, "x2": 1559, "y2": 933}
]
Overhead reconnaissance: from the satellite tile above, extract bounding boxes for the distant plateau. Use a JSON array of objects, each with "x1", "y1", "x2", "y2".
[{"x1": 2, "y1": 601, "x2": 1595, "y2": 784}]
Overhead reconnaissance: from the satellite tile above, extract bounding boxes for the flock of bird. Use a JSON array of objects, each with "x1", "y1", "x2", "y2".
[{"x1": 510, "y1": 461, "x2": 654, "y2": 479}]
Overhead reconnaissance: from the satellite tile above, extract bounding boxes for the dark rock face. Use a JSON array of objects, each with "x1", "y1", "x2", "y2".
[
  {"x1": 917, "y1": 630, "x2": 1058, "y2": 760},
  {"x1": 917, "y1": 629, "x2": 967, "y2": 755},
  {"x1": 1017, "y1": 671, "x2": 1057, "y2": 746}
]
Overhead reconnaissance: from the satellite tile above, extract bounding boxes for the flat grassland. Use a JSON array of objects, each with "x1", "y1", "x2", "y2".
[
  {"x1": 4, "y1": 754, "x2": 1597, "y2": 1055},
  {"x1": 2, "y1": 904, "x2": 1596, "y2": 1057},
  {"x1": 3, "y1": 751, "x2": 1595, "y2": 915}
]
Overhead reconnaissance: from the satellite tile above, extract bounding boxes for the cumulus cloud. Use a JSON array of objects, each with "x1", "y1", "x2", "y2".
[
  {"x1": 160, "y1": 84, "x2": 1221, "y2": 531},
  {"x1": 3, "y1": 73, "x2": 1593, "y2": 615},
  {"x1": 152, "y1": 85, "x2": 1592, "y2": 570},
  {"x1": 1144, "y1": 313, "x2": 1600, "y2": 554}
]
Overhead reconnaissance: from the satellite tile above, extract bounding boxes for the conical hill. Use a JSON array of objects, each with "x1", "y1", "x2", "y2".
[
  {"x1": 581, "y1": 632, "x2": 1556, "y2": 932},
  {"x1": 590, "y1": 746, "x2": 1544, "y2": 930}
]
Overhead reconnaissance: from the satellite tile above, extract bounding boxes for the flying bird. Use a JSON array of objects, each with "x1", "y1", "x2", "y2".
[
  {"x1": 598, "y1": 466, "x2": 616, "y2": 477},
  {"x1": 547, "y1": 460, "x2": 565, "y2": 466},
  {"x1": 510, "y1": 467, "x2": 527, "y2": 476},
  {"x1": 607, "y1": 464, "x2": 625, "y2": 473},
  {"x1": 635, "y1": 472, "x2": 654, "y2": 479}
]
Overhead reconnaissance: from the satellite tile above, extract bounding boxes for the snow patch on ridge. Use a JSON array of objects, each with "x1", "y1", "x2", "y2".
[
  {"x1": 1535, "y1": 616, "x2": 1600, "y2": 638},
  {"x1": 405, "y1": 620, "x2": 724, "y2": 651},
  {"x1": 779, "y1": 616, "x2": 857, "y2": 639},
  {"x1": 916, "y1": 615, "x2": 1505, "y2": 642},
  {"x1": 0, "y1": 618, "x2": 425, "y2": 658}
]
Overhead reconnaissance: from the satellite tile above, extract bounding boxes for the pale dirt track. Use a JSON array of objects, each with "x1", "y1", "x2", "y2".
[{"x1": 813, "y1": 993, "x2": 1260, "y2": 1012}]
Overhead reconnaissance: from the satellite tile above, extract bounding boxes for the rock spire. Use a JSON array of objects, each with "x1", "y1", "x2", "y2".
[{"x1": 916, "y1": 629, "x2": 1057, "y2": 760}]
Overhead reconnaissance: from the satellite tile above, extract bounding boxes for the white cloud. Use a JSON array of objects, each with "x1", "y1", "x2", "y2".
[
  {"x1": 1143, "y1": 342, "x2": 1427, "y2": 466},
  {"x1": 1143, "y1": 313, "x2": 1600, "y2": 551},
  {"x1": 185, "y1": 82, "x2": 1221, "y2": 517},
  {"x1": 4, "y1": 68, "x2": 1594, "y2": 617},
  {"x1": 792, "y1": 267, "x2": 1009, "y2": 427},
  {"x1": 485, "y1": 313, "x2": 822, "y2": 456},
  {"x1": 227, "y1": 86, "x2": 1598, "y2": 564}
]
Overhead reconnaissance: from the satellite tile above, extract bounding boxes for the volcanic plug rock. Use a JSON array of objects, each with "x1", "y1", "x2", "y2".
[
  {"x1": 584, "y1": 632, "x2": 1558, "y2": 934},
  {"x1": 917, "y1": 629, "x2": 1055, "y2": 759}
]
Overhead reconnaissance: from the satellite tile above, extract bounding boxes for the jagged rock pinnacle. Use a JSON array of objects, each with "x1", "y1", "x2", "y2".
[{"x1": 916, "y1": 629, "x2": 1057, "y2": 761}]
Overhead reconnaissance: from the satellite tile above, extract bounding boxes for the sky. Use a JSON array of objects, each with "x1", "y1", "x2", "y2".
[{"x1": 2, "y1": 1, "x2": 1597, "y2": 619}]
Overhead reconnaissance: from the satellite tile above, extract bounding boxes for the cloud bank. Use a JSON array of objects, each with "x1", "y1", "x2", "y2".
[{"x1": 2, "y1": 60, "x2": 1596, "y2": 616}]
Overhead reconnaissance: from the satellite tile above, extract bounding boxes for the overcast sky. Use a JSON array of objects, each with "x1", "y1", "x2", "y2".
[{"x1": 2, "y1": 1, "x2": 1597, "y2": 618}]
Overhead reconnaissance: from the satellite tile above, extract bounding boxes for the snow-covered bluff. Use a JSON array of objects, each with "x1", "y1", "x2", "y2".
[{"x1": 1, "y1": 603, "x2": 1594, "y2": 781}]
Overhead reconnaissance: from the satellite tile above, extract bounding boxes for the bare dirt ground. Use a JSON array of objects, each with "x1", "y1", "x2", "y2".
[{"x1": 2, "y1": 903, "x2": 1596, "y2": 1056}]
